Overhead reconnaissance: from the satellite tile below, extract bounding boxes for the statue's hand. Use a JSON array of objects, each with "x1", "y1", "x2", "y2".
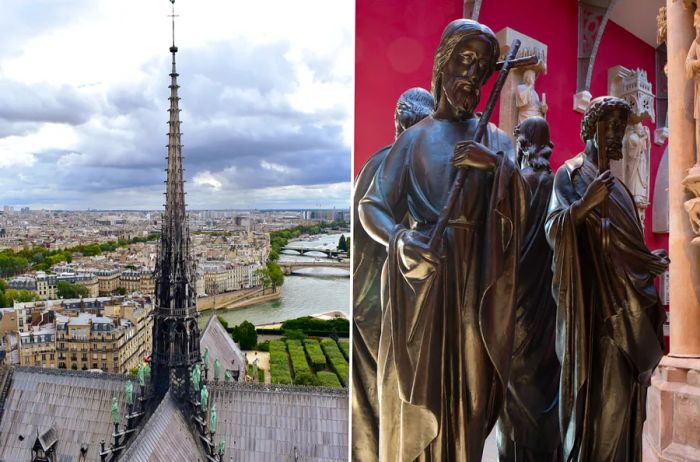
[
  {"x1": 693, "y1": 60, "x2": 700, "y2": 72},
  {"x1": 540, "y1": 101, "x2": 549, "y2": 115},
  {"x1": 572, "y1": 171, "x2": 614, "y2": 223},
  {"x1": 397, "y1": 230, "x2": 439, "y2": 277},
  {"x1": 650, "y1": 248, "x2": 670, "y2": 275},
  {"x1": 452, "y1": 141, "x2": 499, "y2": 171}
]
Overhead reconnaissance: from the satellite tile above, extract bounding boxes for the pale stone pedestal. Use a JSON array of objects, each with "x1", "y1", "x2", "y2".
[{"x1": 646, "y1": 357, "x2": 700, "y2": 461}]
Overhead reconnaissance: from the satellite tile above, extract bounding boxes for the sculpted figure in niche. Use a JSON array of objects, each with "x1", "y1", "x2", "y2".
[
  {"x1": 516, "y1": 69, "x2": 547, "y2": 123},
  {"x1": 545, "y1": 96, "x2": 668, "y2": 462},
  {"x1": 496, "y1": 116, "x2": 561, "y2": 462},
  {"x1": 359, "y1": 19, "x2": 526, "y2": 461},
  {"x1": 623, "y1": 122, "x2": 650, "y2": 222},
  {"x1": 686, "y1": 8, "x2": 700, "y2": 162},
  {"x1": 352, "y1": 87, "x2": 433, "y2": 462}
]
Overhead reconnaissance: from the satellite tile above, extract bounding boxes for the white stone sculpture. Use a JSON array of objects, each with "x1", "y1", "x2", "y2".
[
  {"x1": 516, "y1": 69, "x2": 547, "y2": 123},
  {"x1": 624, "y1": 122, "x2": 651, "y2": 224}
]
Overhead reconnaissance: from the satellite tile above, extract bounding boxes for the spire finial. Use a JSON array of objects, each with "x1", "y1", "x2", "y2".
[{"x1": 169, "y1": 0, "x2": 178, "y2": 52}]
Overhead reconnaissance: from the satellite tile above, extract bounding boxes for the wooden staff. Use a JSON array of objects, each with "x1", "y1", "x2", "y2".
[
  {"x1": 428, "y1": 39, "x2": 536, "y2": 253},
  {"x1": 596, "y1": 120, "x2": 610, "y2": 251}
]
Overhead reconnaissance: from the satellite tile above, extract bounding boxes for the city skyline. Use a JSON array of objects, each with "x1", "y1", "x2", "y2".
[{"x1": 0, "y1": 0, "x2": 352, "y2": 210}]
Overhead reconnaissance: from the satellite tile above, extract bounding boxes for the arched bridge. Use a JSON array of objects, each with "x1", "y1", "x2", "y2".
[
  {"x1": 280, "y1": 246, "x2": 348, "y2": 259},
  {"x1": 278, "y1": 261, "x2": 350, "y2": 275}
]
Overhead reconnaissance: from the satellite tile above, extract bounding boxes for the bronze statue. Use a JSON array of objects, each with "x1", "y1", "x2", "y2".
[
  {"x1": 352, "y1": 87, "x2": 433, "y2": 462},
  {"x1": 496, "y1": 116, "x2": 561, "y2": 462},
  {"x1": 359, "y1": 19, "x2": 527, "y2": 461},
  {"x1": 545, "y1": 96, "x2": 668, "y2": 462}
]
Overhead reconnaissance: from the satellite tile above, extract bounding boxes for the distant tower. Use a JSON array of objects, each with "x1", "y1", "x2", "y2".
[{"x1": 152, "y1": 0, "x2": 200, "y2": 398}]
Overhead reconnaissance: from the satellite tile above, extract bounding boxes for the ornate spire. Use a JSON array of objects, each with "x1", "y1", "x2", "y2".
[{"x1": 152, "y1": 0, "x2": 201, "y2": 398}]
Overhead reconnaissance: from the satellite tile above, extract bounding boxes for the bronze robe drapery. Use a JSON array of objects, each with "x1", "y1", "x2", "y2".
[
  {"x1": 497, "y1": 167, "x2": 561, "y2": 461},
  {"x1": 360, "y1": 116, "x2": 527, "y2": 461},
  {"x1": 545, "y1": 154, "x2": 665, "y2": 462},
  {"x1": 352, "y1": 144, "x2": 391, "y2": 462}
]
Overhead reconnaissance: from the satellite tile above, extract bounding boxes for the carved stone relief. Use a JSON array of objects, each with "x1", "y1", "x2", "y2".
[
  {"x1": 496, "y1": 27, "x2": 547, "y2": 143},
  {"x1": 608, "y1": 65, "x2": 655, "y2": 227}
]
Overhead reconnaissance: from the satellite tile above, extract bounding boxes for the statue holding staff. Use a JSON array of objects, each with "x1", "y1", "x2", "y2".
[
  {"x1": 125, "y1": 381, "x2": 134, "y2": 407},
  {"x1": 201, "y1": 385, "x2": 209, "y2": 409},
  {"x1": 545, "y1": 96, "x2": 668, "y2": 461},
  {"x1": 192, "y1": 364, "x2": 201, "y2": 392},
  {"x1": 359, "y1": 18, "x2": 528, "y2": 460}
]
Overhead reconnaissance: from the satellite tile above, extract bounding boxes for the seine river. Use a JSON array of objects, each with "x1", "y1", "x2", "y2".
[{"x1": 199, "y1": 233, "x2": 350, "y2": 328}]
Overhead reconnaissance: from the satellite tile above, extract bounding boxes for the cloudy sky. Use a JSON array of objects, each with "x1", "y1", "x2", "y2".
[{"x1": 0, "y1": 0, "x2": 353, "y2": 210}]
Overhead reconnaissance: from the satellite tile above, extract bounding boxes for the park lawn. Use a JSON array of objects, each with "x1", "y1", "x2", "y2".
[
  {"x1": 317, "y1": 371, "x2": 342, "y2": 388},
  {"x1": 338, "y1": 339, "x2": 350, "y2": 360},
  {"x1": 303, "y1": 339, "x2": 327, "y2": 370},
  {"x1": 269, "y1": 340, "x2": 292, "y2": 385},
  {"x1": 286, "y1": 339, "x2": 313, "y2": 376},
  {"x1": 320, "y1": 338, "x2": 349, "y2": 387}
]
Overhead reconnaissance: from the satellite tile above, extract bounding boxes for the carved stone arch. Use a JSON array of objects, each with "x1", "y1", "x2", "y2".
[{"x1": 575, "y1": 0, "x2": 620, "y2": 112}]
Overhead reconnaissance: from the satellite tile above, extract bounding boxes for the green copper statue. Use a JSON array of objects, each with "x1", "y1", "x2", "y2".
[
  {"x1": 201, "y1": 385, "x2": 209, "y2": 409},
  {"x1": 137, "y1": 364, "x2": 145, "y2": 388},
  {"x1": 219, "y1": 437, "x2": 225, "y2": 456},
  {"x1": 192, "y1": 364, "x2": 201, "y2": 392},
  {"x1": 144, "y1": 362, "x2": 151, "y2": 382},
  {"x1": 224, "y1": 369, "x2": 232, "y2": 383},
  {"x1": 210, "y1": 403, "x2": 217, "y2": 433},
  {"x1": 111, "y1": 397, "x2": 119, "y2": 425},
  {"x1": 214, "y1": 358, "x2": 221, "y2": 381},
  {"x1": 203, "y1": 347, "x2": 210, "y2": 370},
  {"x1": 125, "y1": 380, "x2": 133, "y2": 406}
]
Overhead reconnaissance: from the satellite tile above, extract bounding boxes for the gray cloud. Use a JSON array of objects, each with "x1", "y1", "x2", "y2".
[{"x1": 0, "y1": 34, "x2": 350, "y2": 209}]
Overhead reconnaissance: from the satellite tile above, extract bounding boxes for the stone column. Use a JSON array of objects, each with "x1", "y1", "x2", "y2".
[
  {"x1": 668, "y1": 0, "x2": 700, "y2": 358},
  {"x1": 645, "y1": 2, "x2": 700, "y2": 460}
]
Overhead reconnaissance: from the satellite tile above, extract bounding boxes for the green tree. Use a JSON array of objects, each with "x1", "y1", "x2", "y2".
[
  {"x1": 57, "y1": 280, "x2": 89, "y2": 299},
  {"x1": 255, "y1": 267, "x2": 271, "y2": 289},
  {"x1": 338, "y1": 235, "x2": 347, "y2": 251},
  {"x1": 217, "y1": 315, "x2": 229, "y2": 331},
  {"x1": 115, "y1": 287, "x2": 127, "y2": 296},
  {"x1": 267, "y1": 262, "x2": 284, "y2": 288},
  {"x1": 231, "y1": 320, "x2": 258, "y2": 350}
]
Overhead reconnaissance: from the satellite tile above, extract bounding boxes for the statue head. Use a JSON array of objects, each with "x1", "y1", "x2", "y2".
[
  {"x1": 514, "y1": 116, "x2": 553, "y2": 172},
  {"x1": 394, "y1": 87, "x2": 434, "y2": 139},
  {"x1": 580, "y1": 96, "x2": 631, "y2": 161},
  {"x1": 522, "y1": 69, "x2": 536, "y2": 86},
  {"x1": 431, "y1": 19, "x2": 499, "y2": 119}
]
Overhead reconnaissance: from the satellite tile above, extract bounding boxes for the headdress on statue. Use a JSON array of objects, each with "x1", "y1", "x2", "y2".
[
  {"x1": 580, "y1": 96, "x2": 632, "y2": 141},
  {"x1": 431, "y1": 19, "x2": 500, "y2": 110},
  {"x1": 394, "y1": 87, "x2": 434, "y2": 138}
]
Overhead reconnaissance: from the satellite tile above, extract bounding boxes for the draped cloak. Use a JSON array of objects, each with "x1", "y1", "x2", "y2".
[
  {"x1": 497, "y1": 167, "x2": 561, "y2": 460},
  {"x1": 352, "y1": 144, "x2": 392, "y2": 462},
  {"x1": 545, "y1": 154, "x2": 665, "y2": 462},
  {"x1": 359, "y1": 115, "x2": 527, "y2": 461}
]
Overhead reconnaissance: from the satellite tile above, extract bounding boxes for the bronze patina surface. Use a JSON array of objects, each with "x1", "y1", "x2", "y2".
[
  {"x1": 546, "y1": 96, "x2": 668, "y2": 462},
  {"x1": 358, "y1": 19, "x2": 527, "y2": 461}
]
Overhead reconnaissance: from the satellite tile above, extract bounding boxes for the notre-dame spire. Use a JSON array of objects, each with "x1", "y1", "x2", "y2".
[{"x1": 152, "y1": 0, "x2": 200, "y2": 398}]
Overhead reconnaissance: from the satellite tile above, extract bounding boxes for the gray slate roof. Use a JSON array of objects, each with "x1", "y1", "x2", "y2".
[
  {"x1": 209, "y1": 382, "x2": 348, "y2": 462},
  {"x1": 0, "y1": 368, "x2": 130, "y2": 462},
  {"x1": 200, "y1": 315, "x2": 247, "y2": 380},
  {"x1": 119, "y1": 391, "x2": 204, "y2": 462}
]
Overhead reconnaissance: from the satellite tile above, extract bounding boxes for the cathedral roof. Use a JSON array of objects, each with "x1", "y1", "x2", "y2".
[
  {"x1": 200, "y1": 314, "x2": 247, "y2": 378},
  {"x1": 0, "y1": 368, "x2": 129, "y2": 462}
]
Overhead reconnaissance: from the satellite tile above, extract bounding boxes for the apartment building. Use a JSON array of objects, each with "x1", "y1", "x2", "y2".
[{"x1": 55, "y1": 302, "x2": 153, "y2": 372}]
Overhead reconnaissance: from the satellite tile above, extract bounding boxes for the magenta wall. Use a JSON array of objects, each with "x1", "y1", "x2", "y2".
[{"x1": 354, "y1": 0, "x2": 668, "y2": 255}]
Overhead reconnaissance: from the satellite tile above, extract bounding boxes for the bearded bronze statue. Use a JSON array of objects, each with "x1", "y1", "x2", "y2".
[
  {"x1": 546, "y1": 96, "x2": 668, "y2": 462},
  {"x1": 352, "y1": 87, "x2": 433, "y2": 462},
  {"x1": 358, "y1": 19, "x2": 527, "y2": 461}
]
